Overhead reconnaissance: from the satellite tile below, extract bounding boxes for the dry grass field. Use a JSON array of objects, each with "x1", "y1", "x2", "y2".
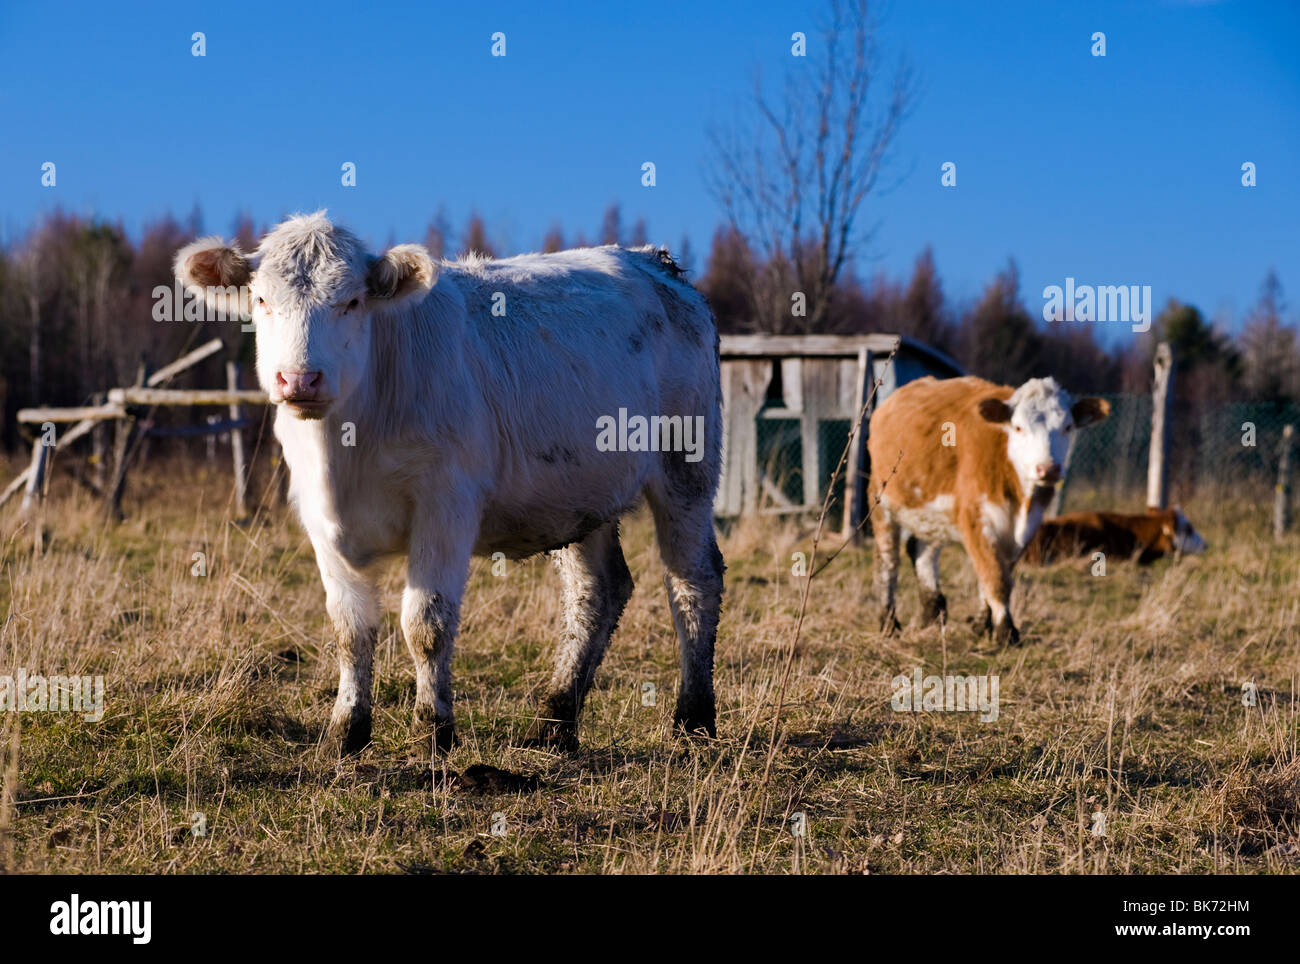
[{"x1": 1, "y1": 455, "x2": 1297, "y2": 875}]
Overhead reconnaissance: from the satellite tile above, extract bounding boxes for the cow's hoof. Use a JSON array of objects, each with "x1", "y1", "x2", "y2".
[
  {"x1": 325, "y1": 711, "x2": 371, "y2": 757},
  {"x1": 411, "y1": 706, "x2": 456, "y2": 757},
  {"x1": 523, "y1": 694, "x2": 580, "y2": 751},
  {"x1": 918, "y1": 591, "x2": 948, "y2": 627},
  {"x1": 673, "y1": 696, "x2": 717, "y2": 740},
  {"x1": 521, "y1": 717, "x2": 579, "y2": 752},
  {"x1": 879, "y1": 610, "x2": 902, "y2": 635},
  {"x1": 969, "y1": 607, "x2": 994, "y2": 637},
  {"x1": 993, "y1": 618, "x2": 1021, "y2": 647}
]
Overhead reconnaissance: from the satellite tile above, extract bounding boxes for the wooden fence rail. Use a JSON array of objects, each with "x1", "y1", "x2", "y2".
[{"x1": 3, "y1": 338, "x2": 271, "y2": 518}]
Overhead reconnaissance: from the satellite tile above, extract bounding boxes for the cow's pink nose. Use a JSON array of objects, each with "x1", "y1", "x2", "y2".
[
  {"x1": 277, "y1": 371, "x2": 323, "y2": 400},
  {"x1": 1036, "y1": 462, "x2": 1061, "y2": 482}
]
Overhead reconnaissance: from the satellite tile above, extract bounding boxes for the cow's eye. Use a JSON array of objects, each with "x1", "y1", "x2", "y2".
[
  {"x1": 347, "y1": 298, "x2": 360, "y2": 311},
  {"x1": 1014, "y1": 425, "x2": 1022, "y2": 433}
]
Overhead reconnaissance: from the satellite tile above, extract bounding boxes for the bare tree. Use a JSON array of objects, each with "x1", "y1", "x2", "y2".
[
  {"x1": 708, "y1": 0, "x2": 913, "y2": 333},
  {"x1": 14, "y1": 221, "x2": 62, "y2": 405},
  {"x1": 1240, "y1": 269, "x2": 1299, "y2": 401}
]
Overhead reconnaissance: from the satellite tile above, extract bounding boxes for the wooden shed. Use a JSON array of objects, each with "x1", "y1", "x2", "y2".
[{"x1": 716, "y1": 333, "x2": 964, "y2": 535}]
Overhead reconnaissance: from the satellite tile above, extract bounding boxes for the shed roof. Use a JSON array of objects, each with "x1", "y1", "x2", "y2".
[{"x1": 718, "y1": 333, "x2": 963, "y2": 378}]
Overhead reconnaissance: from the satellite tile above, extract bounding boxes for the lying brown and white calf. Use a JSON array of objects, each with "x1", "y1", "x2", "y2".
[{"x1": 1021, "y1": 507, "x2": 1207, "y2": 565}]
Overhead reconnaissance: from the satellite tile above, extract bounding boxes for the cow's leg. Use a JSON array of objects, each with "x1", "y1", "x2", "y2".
[
  {"x1": 909, "y1": 537, "x2": 947, "y2": 627},
  {"x1": 403, "y1": 516, "x2": 474, "y2": 758},
  {"x1": 873, "y1": 506, "x2": 902, "y2": 633},
  {"x1": 525, "y1": 522, "x2": 634, "y2": 751},
  {"x1": 645, "y1": 488, "x2": 724, "y2": 739},
  {"x1": 401, "y1": 586, "x2": 462, "y2": 757},
  {"x1": 320, "y1": 552, "x2": 380, "y2": 756},
  {"x1": 970, "y1": 583, "x2": 994, "y2": 636},
  {"x1": 960, "y1": 520, "x2": 1019, "y2": 646}
]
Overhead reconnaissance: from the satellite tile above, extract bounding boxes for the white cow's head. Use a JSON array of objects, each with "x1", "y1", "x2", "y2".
[
  {"x1": 174, "y1": 212, "x2": 435, "y2": 420},
  {"x1": 978, "y1": 377, "x2": 1110, "y2": 487}
]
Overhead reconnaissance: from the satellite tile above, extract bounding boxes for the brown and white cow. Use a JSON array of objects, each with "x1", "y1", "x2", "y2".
[
  {"x1": 868, "y1": 375, "x2": 1110, "y2": 644},
  {"x1": 1022, "y1": 507, "x2": 1207, "y2": 565}
]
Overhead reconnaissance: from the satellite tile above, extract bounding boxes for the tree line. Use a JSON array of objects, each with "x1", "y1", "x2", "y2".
[{"x1": 0, "y1": 203, "x2": 1293, "y2": 452}]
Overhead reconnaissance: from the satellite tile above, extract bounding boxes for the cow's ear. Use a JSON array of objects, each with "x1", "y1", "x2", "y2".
[
  {"x1": 1072, "y1": 397, "x2": 1110, "y2": 427},
  {"x1": 978, "y1": 397, "x2": 1013, "y2": 423},
  {"x1": 175, "y1": 237, "x2": 252, "y2": 318},
  {"x1": 366, "y1": 244, "x2": 436, "y2": 305}
]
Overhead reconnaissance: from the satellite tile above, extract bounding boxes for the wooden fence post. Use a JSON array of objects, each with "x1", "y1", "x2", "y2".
[
  {"x1": 90, "y1": 391, "x2": 107, "y2": 492},
  {"x1": 841, "y1": 348, "x2": 873, "y2": 539},
  {"x1": 227, "y1": 362, "x2": 248, "y2": 518},
  {"x1": 1147, "y1": 342, "x2": 1173, "y2": 510},
  {"x1": 107, "y1": 360, "x2": 149, "y2": 519},
  {"x1": 1275, "y1": 424, "x2": 1294, "y2": 541},
  {"x1": 719, "y1": 360, "x2": 772, "y2": 517},
  {"x1": 19, "y1": 434, "x2": 49, "y2": 517}
]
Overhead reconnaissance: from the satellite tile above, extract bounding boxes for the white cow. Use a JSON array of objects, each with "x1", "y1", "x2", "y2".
[{"x1": 175, "y1": 212, "x2": 724, "y2": 755}]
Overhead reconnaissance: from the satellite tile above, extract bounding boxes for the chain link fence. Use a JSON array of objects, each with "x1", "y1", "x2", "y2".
[
  {"x1": 1060, "y1": 394, "x2": 1298, "y2": 510},
  {"x1": 754, "y1": 410, "x2": 852, "y2": 520}
]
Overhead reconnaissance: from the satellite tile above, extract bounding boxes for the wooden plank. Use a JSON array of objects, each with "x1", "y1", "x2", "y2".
[
  {"x1": 227, "y1": 362, "x2": 248, "y2": 518},
  {"x1": 107, "y1": 362, "x2": 149, "y2": 519},
  {"x1": 17, "y1": 403, "x2": 125, "y2": 423},
  {"x1": 841, "y1": 349, "x2": 873, "y2": 539},
  {"x1": 108, "y1": 387, "x2": 269, "y2": 406},
  {"x1": 800, "y1": 359, "x2": 838, "y2": 509},
  {"x1": 836, "y1": 357, "x2": 858, "y2": 417},
  {"x1": 146, "y1": 338, "x2": 224, "y2": 387},
  {"x1": 0, "y1": 470, "x2": 27, "y2": 508},
  {"x1": 56, "y1": 417, "x2": 99, "y2": 450},
  {"x1": 760, "y1": 475, "x2": 797, "y2": 509},
  {"x1": 90, "y1": 392, "x2": 108, "y2": 492},
  {"x1": 721, "y1": 333, "x2": 902, "y2": 358},
  {"x1": 1146, "y1": 342, "x2": 1173, "y2": 510},
  {"x1": 718, "y1": 365, "x2": 733, "y2": 515},
  {"x1": 779, "y1": 357, "x2": 802, "y2": 413},
  {"x1": 19, "y1": 438, "x2": 49, "y2": 515},
  {"x1": 1, "y1": 417, "x2": 101, "y2": 509},
  {"x1": 716, "y1": 359, "x2": 772, "y2": 517}
]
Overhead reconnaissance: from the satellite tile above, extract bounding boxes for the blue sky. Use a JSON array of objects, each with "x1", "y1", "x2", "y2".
[{"x1": 1, "y1": 0, "x2": 1297, "y2": 341}]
